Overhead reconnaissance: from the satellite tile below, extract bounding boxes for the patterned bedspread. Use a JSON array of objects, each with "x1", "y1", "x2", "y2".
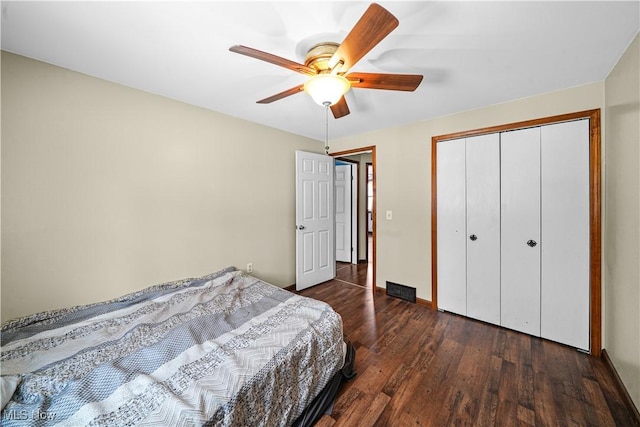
[{"x1": 0, "y1": 267, "x2": 345, "y2": 426}]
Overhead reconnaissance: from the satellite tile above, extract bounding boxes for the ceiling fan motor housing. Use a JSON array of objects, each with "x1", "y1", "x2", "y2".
[{"x1": 304, "y1": 42, "x2": 340, "y2": 73}]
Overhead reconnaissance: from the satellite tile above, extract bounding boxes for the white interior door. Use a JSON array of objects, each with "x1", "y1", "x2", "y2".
[
  {"x1": 540, "y1": 119, "x2": 590, "y2": 350},
  {"x1": 500, "y1": 127, "x2": 541, "y2": 337},
  {"x1": 437, "y1": 138, "x2": 467, "y2": 316},
  {"x1": 351, "y1": 166, "x2": 358, "y2": 265},
  {"x1": 296, "y1": 151, "x2": 336, "y2": 291},
  {"x1": 335, "y1": 164, "x2": 352, "y2": 263},
  {"x1": 466, "y1": 133, "x2": 501, "y2": 325}
]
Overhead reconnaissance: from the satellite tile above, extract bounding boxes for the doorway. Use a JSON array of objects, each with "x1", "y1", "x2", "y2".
[
  {"x1": 335, "y1": 160, "x2": 358, "y2": 264},
  {"x1": 332, "y1": 147, "x2": 376, "y2": 293}
]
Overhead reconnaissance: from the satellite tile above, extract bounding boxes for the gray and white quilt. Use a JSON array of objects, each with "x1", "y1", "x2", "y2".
[{"x1": 0, "y1": 267, "x2": 345, "y2": 426}]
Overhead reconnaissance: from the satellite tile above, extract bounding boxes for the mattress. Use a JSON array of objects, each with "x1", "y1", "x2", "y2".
[{"x1": 1, "y1": 267, "x2": 346, "y2": 426}]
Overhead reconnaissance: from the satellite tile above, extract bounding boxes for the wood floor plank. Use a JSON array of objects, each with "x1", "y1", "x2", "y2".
[
  {"x1": 380, "y1": 365, "x2": 436, "y2": 425},
  {"x1": 582, "y1": 377, "x2": 618, "y2": 426},
  {"x1": 474, "y1": 355, "x2": 502, "y2": 426},
  {"x1": 313, "y1": 415, "x2": 336, "y2": 427},
  {"x1": 297, "y1": 280, "x2": 638, "y2": 426},
  {"x1": 354, "y1": 392, "x2": 392, "y2": 427}
]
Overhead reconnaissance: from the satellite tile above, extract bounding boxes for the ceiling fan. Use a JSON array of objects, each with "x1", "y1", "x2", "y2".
[{"x1": 229, "y1": 3, "x2": 423, "y2": 119}]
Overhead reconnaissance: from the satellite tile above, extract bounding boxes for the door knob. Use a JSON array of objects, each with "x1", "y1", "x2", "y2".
[
  {"x1": 297, "y1": 225, "x2": 306, "y2": 230},
  {"x1": 527, "y1": 239, "x2": 537, "y2": 247},
  {"x1": 469, "y1": 234, "x2": 478, "y2": 241}
]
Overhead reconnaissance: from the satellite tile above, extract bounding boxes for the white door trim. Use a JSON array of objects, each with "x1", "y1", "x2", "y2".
[
  {"x1": 335, "y1": 163, "x2": 352, "y2": 263},
  {"x1": 350, "y1": 164, "x2": 358, "y2": 265}
]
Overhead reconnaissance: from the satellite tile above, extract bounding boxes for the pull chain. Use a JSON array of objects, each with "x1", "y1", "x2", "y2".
[{"x1": 323, "y1": 101, "x2": 330, "y2": 154}]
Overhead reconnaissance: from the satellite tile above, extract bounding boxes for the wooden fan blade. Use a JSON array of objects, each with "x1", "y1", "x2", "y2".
[
  {"x1": 257, "y1": 84, "x2": 305, "y2": 104},
  {"x1": 347, "y1": 72, "x2": 423, "y2": 91},
  {"x1": 230, "y1": 45, "x2": 317, "y2": 76},
  {"x1": 331, "y1": 96, "x2": 350, "y2": 118},
  {"x1": 328, "y1": 3, "x2": 399, "y2": 73}
]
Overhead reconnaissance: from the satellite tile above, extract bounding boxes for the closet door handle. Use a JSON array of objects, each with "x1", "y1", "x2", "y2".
[
  {"x1": 527, "y1": 239, "x2": 537, "y2": 247},
  {"x1": 469, "y1": 234, "x2": 478, "y2": 241}
]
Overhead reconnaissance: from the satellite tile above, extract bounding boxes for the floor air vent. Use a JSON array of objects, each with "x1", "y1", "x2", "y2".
[{"x1": 386, "y1": 281, "x2": 416, "y2": 303}]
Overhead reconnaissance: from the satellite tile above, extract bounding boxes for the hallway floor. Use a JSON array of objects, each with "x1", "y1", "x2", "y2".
[{"x1": 335, "y1": 234, "x2": 372, "y2": 288}]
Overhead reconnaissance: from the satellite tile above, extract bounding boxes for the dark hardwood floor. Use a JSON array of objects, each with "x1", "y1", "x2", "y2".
[
  {"x1": 335, "y1": 234, "x2": 373, "y2": 289},
  {"x1": 297, "y1": 281, "x2": 638, "y2": 426},
  {"x1": 335, "y1": 262, "x2": 371, "y2": 288}
]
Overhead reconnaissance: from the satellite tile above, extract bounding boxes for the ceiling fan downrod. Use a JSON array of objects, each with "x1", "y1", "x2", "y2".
[{"x1": 324, "y1": 101, "x2": 330, "y2": 154}]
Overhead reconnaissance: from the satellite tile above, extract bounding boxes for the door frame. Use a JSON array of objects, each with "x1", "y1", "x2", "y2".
[
  {"x1": 332, "y1": 146, "x2": 376, "y2": 295},
  {"x1": 431, "y1": 109, "x2": 601, "y2": 356}
]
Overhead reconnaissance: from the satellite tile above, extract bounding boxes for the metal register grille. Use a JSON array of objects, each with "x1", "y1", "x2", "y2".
[{"x1": 386, "y1": 281, "x2": 416, "y2": 303}]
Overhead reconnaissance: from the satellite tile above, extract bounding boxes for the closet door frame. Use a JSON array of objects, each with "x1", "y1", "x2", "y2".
[{"x1": 431, "y1": 109, "x2": 602, "y2": 356}]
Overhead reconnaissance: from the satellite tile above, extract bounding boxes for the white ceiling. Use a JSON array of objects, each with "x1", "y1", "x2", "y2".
[{"x1": 2, "y1": 1, "x2": 639, "y2": 141}]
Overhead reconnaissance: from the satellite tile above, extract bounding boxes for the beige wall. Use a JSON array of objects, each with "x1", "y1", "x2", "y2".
[
  {"x1": 604, "y1": 33, "x2": 640, "y2": 408},
  {"x1": 331, "y1": 82, "x2": 604, "y2": 300},
  {"x1": 1, "y1": 52, "x2": 322, "y2": 322}
]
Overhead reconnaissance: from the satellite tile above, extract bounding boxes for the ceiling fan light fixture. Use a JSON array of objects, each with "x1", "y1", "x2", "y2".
[{"x1": 304, "y1": 74, "x2": 350, "y2": 106}]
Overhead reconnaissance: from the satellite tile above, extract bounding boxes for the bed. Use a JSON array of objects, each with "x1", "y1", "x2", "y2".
[{"x1": 0, "y1": 266, "x2": 355, "y2": 426}]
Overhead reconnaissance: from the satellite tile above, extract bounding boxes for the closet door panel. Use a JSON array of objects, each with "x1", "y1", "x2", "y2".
[
  {"x1": 500, "y1": 127, "x2": 541, "y2": 336},
  {"x1": 437, "y1": 138, "x2": 467, "y2": 316},
  {"x1": 541, "y1": 119, "x2": 590, "y2": 350},
  {"x1": 466, "y1": 133, "x2": 501, "y2": 325}
]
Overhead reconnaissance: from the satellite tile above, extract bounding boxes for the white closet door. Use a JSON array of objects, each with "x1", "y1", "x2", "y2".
[
  {"x1": 335, "y1": 164, "x2": 352, "y2": 263},
  {"x1": 466, "y1": 133, "x2": 501, "y2": 325},
  {"x1": 540, "y1": 119, "x2": 590, "y2": 350},
  {"x1": 501, "y1": 127, "x2": 541, "y2": 336},
  {"x1": 437, "y1": 138, "x2": 467, "y2": 316}
]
